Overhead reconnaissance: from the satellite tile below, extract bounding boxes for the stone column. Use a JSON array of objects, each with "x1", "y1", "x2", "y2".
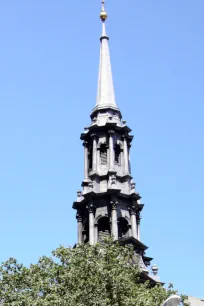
[
  {"x1": 94, "y1": 224, "x2": 98, "y2": 244},
  {"x1": 128, "y1": 143, "x2": 131, "y2": 174},
  {"x1": 128, "y1": 224, "x2": 132, "y2": 237},
  {"x1": 83, "y1": 141, "x2": 89, "y2": 180},
  {"x1": 97, "y1": 145, "x2": 100, "y2": 173},
  {"x1": 129, "y1": 205, "x2": 137, "y2": 239},
  {"x1": 76, "y1": 211, "x2": 83, "y2": 244},
  {"x1": 108, "y1": 130, "x2": 115, "y2": 170},
  {"x1": 123, "y1": 136, "x2": 129, "y2": 174},
  {"x1": 88, "y1": 203, "x2": 95, "y2": 245},
  {"x1": 91, "y1": 134, "x2": 97, "y2": 172},
  {"x1": 136, "y1": 211, "x2": 141, "y2": 241},
  {"x1": 111, "y1": 200, "x2": 118, "y2": 240}
]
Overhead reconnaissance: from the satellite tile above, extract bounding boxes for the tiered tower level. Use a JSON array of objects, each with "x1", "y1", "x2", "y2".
[{"x1": 73, "y1": 1, "x2": 158, "y2": 282}]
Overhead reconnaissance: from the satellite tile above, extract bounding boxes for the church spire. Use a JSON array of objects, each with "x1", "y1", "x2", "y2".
[
  {"x1": 92, "y1": 0, "x2": 120, "y2": 116},
  {"x1": 73, "y1": 2, "x2": 159, "y2": 285}
]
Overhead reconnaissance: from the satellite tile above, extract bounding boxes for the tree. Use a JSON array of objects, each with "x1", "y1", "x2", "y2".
[{"x1": 0, "y1": 240, "x2": 186, "y2": 306}]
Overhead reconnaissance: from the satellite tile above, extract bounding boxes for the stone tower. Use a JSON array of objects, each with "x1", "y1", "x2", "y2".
[{"x1": 73, "y1": 1, "x2": 157, "y2": 282}]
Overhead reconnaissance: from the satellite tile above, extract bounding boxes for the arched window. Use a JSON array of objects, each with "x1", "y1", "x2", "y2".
[
  {"x1": 100, "y1": 144, "x2": 107, "y2": 165},
  {"x1": 114, "y1": 144, "x2": 121, "y2": 165},
  {"x1": 98, "y1": 217, "x2": 110, "y2": 241},
  {"x1": 118, "y1": 218, "x2": 129, "y2": 239}
]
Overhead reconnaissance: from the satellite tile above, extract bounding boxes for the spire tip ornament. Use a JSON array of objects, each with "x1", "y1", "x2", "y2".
[{"x1": 100, "y1": 0, "x2": 108, "y2": 21}]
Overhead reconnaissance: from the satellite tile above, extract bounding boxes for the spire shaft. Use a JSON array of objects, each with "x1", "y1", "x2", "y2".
[{"x1": 92, "y1": 1, "x2": 119, "y2": 115}]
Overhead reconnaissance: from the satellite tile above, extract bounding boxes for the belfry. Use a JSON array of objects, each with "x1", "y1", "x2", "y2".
[{"x1": 73, "y1": 1, "x2": 158, "y2": 283}]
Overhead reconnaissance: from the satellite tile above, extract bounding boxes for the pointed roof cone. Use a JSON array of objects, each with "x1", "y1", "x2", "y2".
[{"x1": 92, "y1": 1, "x2": 121, "y2": 117}]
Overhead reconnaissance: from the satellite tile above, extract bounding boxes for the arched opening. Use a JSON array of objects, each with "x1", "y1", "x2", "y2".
[
  {"x1": 100, "y1": 144, "x2": 108, "y2": 165},
  {"x1": 118, "y1": 218, "x2": 129, "y2": 239},
  {"x1": 98, "y1": 217, "x2": 110, "y2": 241},
  {"x1": 114, "y1": 144, "x2": 121, "y2": 165}
]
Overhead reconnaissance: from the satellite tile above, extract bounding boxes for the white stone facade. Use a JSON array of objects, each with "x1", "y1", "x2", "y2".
[{"x1": 187, "y1": 297, "x2": 204, "y2": 306}]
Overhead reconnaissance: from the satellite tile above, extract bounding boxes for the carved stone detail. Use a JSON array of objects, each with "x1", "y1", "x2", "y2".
[
  {"x1": 111, "y1": 174, "x2": 117, "y2": 187},
  {"x1": 88, "y1": 203, "x2": 95, "y2": 214},
  {"x1": 77, "y1": 190, "x2": 83, "y2": 202},
  {"x1": 136, "y1": 211, "x2": 141, "y2": 225},
  {"x1": 110, "y1": 200, "x2": 118, "y2": 210},
  {"x1": 129, "y1": 205, "x2": 136, "y2": 216},
  {"x1": 83, "y1": 141, "x2": 89, "y2": 148},
  {"x1": 76, "y1": 210, "x2": 83, "y2": 223},
  {"x1": 88, "y1": 181, "x2": 93, "y2": 189},
  {"x1": 131, "y1": 180, "x2": 136, "y2": 191},
  {"x1": 108, "y1": 129, "x2": 115, "y2": 135}
]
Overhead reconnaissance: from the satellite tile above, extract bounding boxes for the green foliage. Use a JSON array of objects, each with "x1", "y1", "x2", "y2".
[{"x1": 0, "y1": 241, "x2": 184, "y2": 306}]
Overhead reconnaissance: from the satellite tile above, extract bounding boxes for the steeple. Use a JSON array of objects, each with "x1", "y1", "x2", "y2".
[
  {"x1": 92, "y1": 0, "x2": 120, "y2": 117},
  {"x1": 72, "y1": 1, "x2": 160, "y2": 286}
]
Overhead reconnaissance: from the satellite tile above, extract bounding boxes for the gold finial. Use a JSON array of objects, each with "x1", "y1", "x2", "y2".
[{"x1": 100, "y1": 0, "x2": 108, "y2": 21}]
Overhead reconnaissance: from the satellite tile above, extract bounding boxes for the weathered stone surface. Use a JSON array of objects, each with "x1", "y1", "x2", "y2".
[
  {"x1": 161, "y1": 295, "x2": 181, "y2": 306},
  {"x1": 72, "y1": 0, "x2": 158, "y2": 286},
  {"x1": 187, "y1": 296, "x2": 204, "y2": 306}
]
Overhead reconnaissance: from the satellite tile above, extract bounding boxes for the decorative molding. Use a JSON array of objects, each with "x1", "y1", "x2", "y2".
[
  {"x1": 136, "y1": 211, "x2": 141, "y2": 225},
  {"x1": 88, "y1": 203, "x2": 95, "y2": 214},
  {"x1": 110, "y1": 200, "x2": 118, "y2": 210},
  {"x1": 76, "y1": 211, "x2": 83, "y2": 223},
  {"x1": 108, "y1": 129, "x2": 115, "y2": 135},
  {"x1": 111, "y1": 175, "x2": 117, "y2": 186},
  {"x1": 131, "y1": 180, "x2": 136, "y2": 191},
  {"x1": 88, "y1": 181, "x2": 93, "y2": 189},
  {"x1": 138, "y1": 254, "x2": 149, "y2": 274},
  {"x1": 77, "y1": 190, "x2": 83, "y2": 202},
  {"x1": 91, "y1": 133, "x2": 97, "y2": 139},
  {"x1": 83, "y1": 141, "x2": 89, "y2": 148},
  {"x1": 129, "y1": 205, "x2": 136, "y2": 216}
]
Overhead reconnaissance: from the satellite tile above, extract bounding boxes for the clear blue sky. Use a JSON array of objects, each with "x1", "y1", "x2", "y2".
[{"x1": 0, "y1": 0, "x2": 203, "y2": 299}]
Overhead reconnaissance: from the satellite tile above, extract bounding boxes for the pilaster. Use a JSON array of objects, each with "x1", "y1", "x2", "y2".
[
  {"x1": 76, "y1": 210, "x2": 83, "y2": 244},
  {"x1": 91, "y1": 134, "x2": 97, "y2": 172},
  {"x1": 83, "y1": 141, "x2": 89, "y2": 180},
  {"x1": 94, "y1": 224, "x2": 98, "y2": 244},
  {"x1": 110, "y1": 198, "x2": 118, "y2": 240},
  {"x1": 122, "y1": 135, "x2": 129, "y2": 175},
  {"x1": 108, "y1": 130, "x2": 115, "y2": 171},
  {"x1": 128, "y1": 142, "x2": 132, "y2": 174},
  {"x1": 129, "y1": 205, "x2": 137, "y2": 239},
  {"x1": 136, "y1": 211, "x2": 141, "y2": 241},
  {"x1": 88, "y1": 203, "x2": 95, "y2": 245}
]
